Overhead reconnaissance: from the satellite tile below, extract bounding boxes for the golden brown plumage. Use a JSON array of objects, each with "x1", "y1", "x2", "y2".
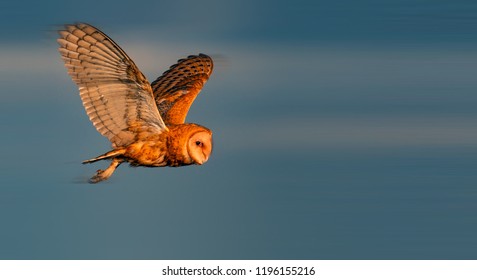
[
  {"x1": 57, "y1": 23, "x2": 214, "y2": 183},
  {"x1": 152, "y1": 54, "x2": 213, "y2": 124}
]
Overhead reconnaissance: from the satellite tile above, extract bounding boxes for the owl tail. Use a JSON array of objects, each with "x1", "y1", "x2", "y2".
[{"x1": 82, "y1": 148, "x2": 126, "y2": 164}]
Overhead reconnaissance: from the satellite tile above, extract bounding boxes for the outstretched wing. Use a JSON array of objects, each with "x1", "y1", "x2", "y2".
[
  {"x1": 57, "y1": 23, "x2": 166, "y2": 148},
  {"x1": 151, "y1": 54, "x2": 213, "y2": 124}
]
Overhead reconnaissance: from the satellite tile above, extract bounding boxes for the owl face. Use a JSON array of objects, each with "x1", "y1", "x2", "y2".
[{"x1": 187, "y1": 130, "x2": 213, "y2": 165}]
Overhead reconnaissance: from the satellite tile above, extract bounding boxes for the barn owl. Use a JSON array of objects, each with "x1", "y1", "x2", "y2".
[{"x1": 57, "y1": 23, "x2": 214, "y2": 183}]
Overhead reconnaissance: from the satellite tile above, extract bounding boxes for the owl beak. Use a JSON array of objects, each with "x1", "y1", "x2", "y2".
[{"x1": 196, "y1": 153, "x2": 209, "y2": 165}]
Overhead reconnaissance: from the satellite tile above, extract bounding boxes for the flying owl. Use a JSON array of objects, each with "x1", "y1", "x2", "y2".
[{"x1": 57, "y1": 23, "x2": 214, "y2": 183}]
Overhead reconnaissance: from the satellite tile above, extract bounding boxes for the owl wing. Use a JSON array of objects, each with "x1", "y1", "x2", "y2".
[
  {"x1": 151, "y1": 54, "x2": 213, "y2": 124},
  {"x1": 57, "y1": 23, "x2": 166, "y2": 148}
]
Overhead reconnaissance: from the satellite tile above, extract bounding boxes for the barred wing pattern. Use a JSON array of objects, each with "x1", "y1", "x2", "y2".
[
  {"x1": 57, "y1": 23, "x2": 166, "y2": 148},
  {"x1": 151, "y1": 54, "x2": 213, "y2": 124}
]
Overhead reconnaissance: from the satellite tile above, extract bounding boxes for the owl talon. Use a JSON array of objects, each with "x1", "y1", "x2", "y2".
[
  {"x1": 87, "y1": 159, "x2": 123, "y2": 184},
  {"x1": 88, "y1": 169, "x2": 105, "y2": 184}
]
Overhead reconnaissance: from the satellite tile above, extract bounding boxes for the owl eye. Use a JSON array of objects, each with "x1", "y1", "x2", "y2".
[{"x1": 195, "y1": 141, "x2": 203, "y2": 147}]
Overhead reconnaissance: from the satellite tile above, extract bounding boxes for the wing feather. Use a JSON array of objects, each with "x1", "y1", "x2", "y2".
[
  {"x1": 57, "y1": 23, "x2": 166, "y2": 148},
  {"x1": 151, "y1": 54, "x2": 213, "y2": 124}
]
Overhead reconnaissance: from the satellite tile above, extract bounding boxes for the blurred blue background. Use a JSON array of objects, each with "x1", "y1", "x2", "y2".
[{"x1": 1, "y1": 0, "x2": 477, "y2": 259}]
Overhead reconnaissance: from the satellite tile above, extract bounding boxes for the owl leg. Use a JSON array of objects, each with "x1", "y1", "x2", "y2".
[{"x1": 89, "y1": 158, "x2": 123, "y2": 184}]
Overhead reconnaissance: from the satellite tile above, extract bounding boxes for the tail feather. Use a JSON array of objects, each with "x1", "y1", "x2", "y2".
[{"x1": 82, "y1": 148, "x2": 126, "y2": 164}]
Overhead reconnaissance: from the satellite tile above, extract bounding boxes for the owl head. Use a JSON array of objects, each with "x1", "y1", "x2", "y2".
[
  {"x1": 187, "y1": 127, "x2": 213, "y2": 165},
  {"x1": 167, "y1": 123, "x2": 213, "y2": 166}
]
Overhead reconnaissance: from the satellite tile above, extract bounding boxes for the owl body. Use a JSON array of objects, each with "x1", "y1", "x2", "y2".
[
  {"x1": 117, "y1": 123, "x2": 212, "y2": 167},
  {"x1": 57, "y1": 23, "x2": 215, "y2": 183}
]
